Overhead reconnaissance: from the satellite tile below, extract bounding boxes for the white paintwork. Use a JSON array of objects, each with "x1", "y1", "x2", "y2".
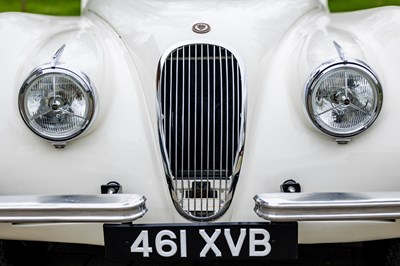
[{"x1": 0, "y1": 0, "x2": 400, "y2": 246}]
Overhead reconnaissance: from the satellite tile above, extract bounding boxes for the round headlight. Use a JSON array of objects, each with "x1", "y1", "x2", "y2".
[
  {"x1": 18, "y1": 65, "x2": 97, "y2": 143},
  {"x1": 304, "y1": 61, "x2": 382, "y2": 138}
]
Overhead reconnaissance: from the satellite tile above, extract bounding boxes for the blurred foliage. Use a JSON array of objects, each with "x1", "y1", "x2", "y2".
[
  {"x1": 329, "y1": 0, "x2": 400, "y2": 12},
  {"x1": 0, "y1": 0, "x2": 80, "y2": 15},
  {"x1": 0, "y1": 0, "x2": 400, "y2": 15}
]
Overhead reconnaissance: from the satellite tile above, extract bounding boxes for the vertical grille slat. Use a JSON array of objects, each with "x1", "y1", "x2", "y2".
[
  {"x1": 200, "y1": 44, "x2": 204, "y2": 215},
  {"x1": 187, "y1": 45, "x2": 191, "y2": 211},
  {"x1": 224, "y1": 48, "x2": 229, "y2": 203},
  {"x1": 212, "y1": 45, "x2": 217, "y2": 214},
  {"x1": 231, "y1": 53, "x2": 236, "y2": 196},
  {"x1": 181, "y1": 47, "x2": 185, "y2": 208},
  {"x1": 174, "y1": 50, "x2": 178, "y2": 195},
  {"x1": 194, "y1": 44, "x2": 198, "y2": 213},
  {"x1": 158, "y1": 43, "x2": 245, "y2": 221},
  {"x1": 206, "y1": 44, "x2": 211, "y2": 212},
  {"x1": 219, "y1": 46, "x2": 223, "y2": 213}
]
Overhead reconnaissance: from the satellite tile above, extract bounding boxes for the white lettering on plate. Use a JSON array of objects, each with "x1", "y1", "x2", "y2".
[
  {"x1": 224, "y1": 228, "x2": 246, "y2": 256},
  {"x1": 249, "y1": 228, "x2": 271, "y2": 257},
  {"x1": 130, "y1": 227, "x2": 273, "y2": 258},
  {"x1": 199, "y1": 229, "x2": 222, "y2": 257},
  {"x1": 155, "y1": 230, "x2": 178, "y2": 257},
  {"x1": 130, "y1": 230, "x2": 153, "y2": 257},
  {"x1": 131, "y1": 229, "x2": 188, "y2": 257},
  {"x1": 180, "y1": 230, "x2": 187, "y2": 257}
]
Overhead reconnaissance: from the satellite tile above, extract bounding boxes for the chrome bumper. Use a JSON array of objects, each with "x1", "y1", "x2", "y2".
[
  {"x1": 254, "y1": 192, "x2": 400, "y2": 221},
  {"x1": 0, "y1": 194, "x2": 146, "y2": 223}
]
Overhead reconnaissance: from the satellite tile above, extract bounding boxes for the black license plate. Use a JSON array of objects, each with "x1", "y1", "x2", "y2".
[{"x1": 104, "y1": 222, "x2": 297, "y2": 261}]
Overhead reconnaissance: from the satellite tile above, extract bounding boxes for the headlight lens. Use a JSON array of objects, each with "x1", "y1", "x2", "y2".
[
  {"x1": 305, "y1": 61, "x2": 382, "y2": 138},
  {"x1": 19, "y1": 66, "x2": 97, "y2": 142}
]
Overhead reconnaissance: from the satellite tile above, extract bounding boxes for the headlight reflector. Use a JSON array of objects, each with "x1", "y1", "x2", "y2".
[
  {"x1": 305, "y1": 61, "x2": 382, "y2": 138},
  {"x1": 19, "y1": 66, "x2": 97, "y2": 143}
]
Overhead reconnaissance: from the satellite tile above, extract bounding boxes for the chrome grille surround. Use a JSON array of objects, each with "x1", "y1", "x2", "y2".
[{"x1": 157, "y1": 42, "x2": 246, "y2": 221}]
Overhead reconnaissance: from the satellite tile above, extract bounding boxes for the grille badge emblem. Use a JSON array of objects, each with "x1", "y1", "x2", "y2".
[{"x1": 192, "y1": 23, "x2": 211, "y2": 34}]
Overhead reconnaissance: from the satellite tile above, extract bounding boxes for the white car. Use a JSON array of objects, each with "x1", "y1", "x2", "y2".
[{"x1": 0, "y1": 0, "x2": 399, "y2": 264}]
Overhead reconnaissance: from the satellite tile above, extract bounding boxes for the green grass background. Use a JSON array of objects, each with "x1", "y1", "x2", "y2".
[
  {"x1": 330, "y1": 0, "x2": 400, "y2": 12},
  {"x1": 0, "y1": 0, "x2": 80, "y2": 15},
  {"x1": 0, "y1": 0, "x2": 399, "y2": 15}
]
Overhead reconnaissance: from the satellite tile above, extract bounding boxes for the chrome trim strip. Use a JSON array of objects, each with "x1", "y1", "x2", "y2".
[
  {"x1": 181, "y1": 47, "x2": 186, "y2": 208},
  {"x1": 0, "y1": 194, "x2": 147, "y2": 223},
  {"x1": 254, "y1": 192, "x2": 400, "y2": 221},
  {"x1": 218, "y1": 46, "x2": 223, "y2": 212},
  {"x1": 187, "y1": 45, "x2": 192, "y2": 212},
  {"x1": 212, "y1": 45, "x2": 216, "y2": 213},
  {"x1": 194, "y1": 44, "x2": 198, "y2": 214},
  {"x1": 175, "y1": 49, "x2": 179, "y2": 195}
]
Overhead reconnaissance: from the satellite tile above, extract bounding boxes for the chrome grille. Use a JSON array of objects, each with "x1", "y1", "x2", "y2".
[{"x1": 157, "y1": 43, "x2": 245, "y2": 221}]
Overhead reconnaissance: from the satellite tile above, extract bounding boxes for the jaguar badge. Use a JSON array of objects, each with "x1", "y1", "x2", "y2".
[{"x1": 192, "y1": 23, "x2": 211, "y2": 34}]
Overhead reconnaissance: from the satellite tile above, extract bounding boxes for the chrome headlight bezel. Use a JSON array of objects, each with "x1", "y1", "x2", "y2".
[
  {"x1": 18, "y1": 63, "x2": 98, "y2": 144},
  {"x1": 304, "y1": 59, "x2": 383, "y2": 139}
]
